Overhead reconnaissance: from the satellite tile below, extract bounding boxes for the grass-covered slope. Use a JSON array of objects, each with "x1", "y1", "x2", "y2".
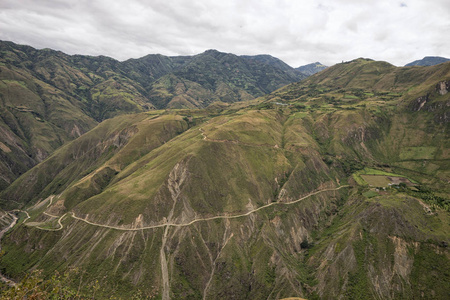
[
  {"x1": 0, "y1": 62, "x2": 98, "y2": 191},
  {"x1": 0, "y1": 41, "x2": 305, "y2": 190},
  {"x1": 310, "y1": 191, "x2": 449, "y2": 299},
  {"x1": 0, "y1": 59, "x2": 449, "y2": 299},
  {"x1": 0, "y1": 112, "x2": 191, "y2": 209},
  {"x1": 1, "y1": 41, "x2": 303, "y2": 112},
  {"x1": 1, "y1": 107, "x2": 345, "y2": 299},
  {"x1": 0, "y1": 41, "x2": 147, "y2": 190}
]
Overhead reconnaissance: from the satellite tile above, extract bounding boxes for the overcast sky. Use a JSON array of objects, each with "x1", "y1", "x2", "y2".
[{"x1": 1, "y1": 0, "x2": 449, "y2": 67}]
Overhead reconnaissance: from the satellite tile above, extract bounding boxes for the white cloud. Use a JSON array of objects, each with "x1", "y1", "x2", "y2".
[{"x1": 0, "y1": 0, "x2": 449, "y2": 66}]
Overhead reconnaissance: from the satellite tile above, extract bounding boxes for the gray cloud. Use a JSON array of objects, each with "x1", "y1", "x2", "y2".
[{"x1": 0, "y1": 0, "x2": 449, "y2": 66}]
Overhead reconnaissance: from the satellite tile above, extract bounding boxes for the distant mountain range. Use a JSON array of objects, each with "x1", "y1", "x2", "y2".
[
  {"x1": 405, "y1": 56, "x2": 449, "y2": 66},
  {"x1": 295, "y1": 61, "x2": 328, "y2": 75}
]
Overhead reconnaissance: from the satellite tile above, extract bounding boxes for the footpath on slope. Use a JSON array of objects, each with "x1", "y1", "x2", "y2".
[
  {"x1": 68, "y1": 185, "x2": 349, "y2": 231},
  {"x1": 0, "y1": 126, "x2": 349, "y2": 234},
  {"x1": 0, "y1": 185, "x2": 348, "y2": 298}
]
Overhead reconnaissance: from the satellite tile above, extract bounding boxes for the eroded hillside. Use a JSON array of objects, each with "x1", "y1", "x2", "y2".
[
  {"x1": 0, "y1": 41, "x2": 306, "y2": 192},
  {"x1": 0, "y1": 59, "x2": 449, "y2": 299}
]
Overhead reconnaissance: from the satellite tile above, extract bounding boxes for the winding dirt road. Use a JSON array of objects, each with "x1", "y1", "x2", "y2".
[
  {"x1": 36, "y1": 212, "x2": 67, "y2": 231},
  {"x1": 69, "y1": 185, "x2": 349, "y2": 231},
  {"x1": 2, "y1": 185, "x2": 349, "y2": 298}
]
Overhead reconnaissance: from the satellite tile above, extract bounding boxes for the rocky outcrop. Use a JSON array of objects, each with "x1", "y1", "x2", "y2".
[
  {"x1": 409, "y1": 80, "x2": 450, "y2": 124},
  {"x1": 436, "y1": 80, "x2": 449, "y2": 95},
  {"x1": 411, "y1": 95, "x2": 429, "y2": 112}
]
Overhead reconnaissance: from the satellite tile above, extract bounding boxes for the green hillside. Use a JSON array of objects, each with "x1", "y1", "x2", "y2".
[
  {"x1": 0, "y1": 58, "x2": 449, "y2": 299},
  {"x1": 0, "y1": 41, "x2": 304, "y2": 192}
]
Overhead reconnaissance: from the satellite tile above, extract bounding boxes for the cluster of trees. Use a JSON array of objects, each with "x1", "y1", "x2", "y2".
[{"x1": 408, "y1": 186, "x2": 449, "y2": 212}]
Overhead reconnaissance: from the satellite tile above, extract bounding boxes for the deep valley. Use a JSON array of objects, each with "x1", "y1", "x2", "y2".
[{"x1": 0, "y1": 42, "x2": 449, "y2": 299}]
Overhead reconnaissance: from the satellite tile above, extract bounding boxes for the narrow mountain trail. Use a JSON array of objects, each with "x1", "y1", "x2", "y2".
[
  {"x1": 35, "y1": 212, "x2": 67, "y2": 231},
  {"x1": 10, "y1": 207, "x2": 65, "y2": 231},
  {"x1": 5, "y1": 185, "x2": 348, "y2": 299},
  {"x1": 68, "y1": 185, "x2": 349, "y2": 231},
  {"x1": 11, "y1": 209, "x2": 30, "y2": 222},
  {"x1": 6, "y1": 186, "x2": 349, "y2": 233},
  {"x1": 0, "y1": 213, "x2": 18, "y2": 241}
]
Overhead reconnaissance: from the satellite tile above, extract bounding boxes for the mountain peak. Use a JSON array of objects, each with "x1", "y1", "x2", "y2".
[
  {"x1": 296, "y1": 61, "x2": 328, "y2": 76},
  {"x1": 202, "y1": 49, "x2": 222, "y2": 55},
  {"x1": 405, "y1": 56, "x2": 450, "y2": 67}
]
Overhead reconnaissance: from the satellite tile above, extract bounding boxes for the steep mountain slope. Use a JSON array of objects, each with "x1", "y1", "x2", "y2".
[
  {"x1": 0, "y1": 51, "x2": 99, "y2": 191},
  {"x1": 405, "y1": 56, "x2": 449, "y2": 66},
  {"x1": 0, "y1": 41, "x2": 156, "y2": 191},
  {"x1": 148, "y1": 50, "x2": 304, "y2": 108},
  {"x1": 0, "y1": 107, "x2": 348, "y2": 299},
  {"x1": 0, "y1": 41, "x2": 304, "y2": 191},
  {"x1": 240, "y1": 54, "x2": 303, "y2": 78},
  {"x1": 0, "y1": 112, "x2": 191, "y2": 209},
  {"x1": 0, "y1": 59, "x2": 448, "y2": 299},
  {"x1": 0, "y1": 41, "x2": 303, "y2": 111}
]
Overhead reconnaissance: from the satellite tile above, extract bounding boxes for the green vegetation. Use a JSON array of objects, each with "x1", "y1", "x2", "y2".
[
  {"x1": 360, "y1": 174, "x2": 391, "y2": 187},
  {"x1": 352, "y1": 168, "x2": 417, "y2": 187},
  {"x1": 406, "y1": 186, "x2": 450, "y2": 211},
  {"x1": 0, "y1": 47, "x2": 449, "y2": 299},
  {"x1": 0, "y1": 268, "x2": 155, "y2": 299},
  {"x1": 0, "y1": 41, "x2": 306, "y2": 193},
  {"x1": 362, "y1": 190, "x2": 378, "y2": 198},
  {"x1": 400, "y1": 146, "x2": 437, "y2": 160}
]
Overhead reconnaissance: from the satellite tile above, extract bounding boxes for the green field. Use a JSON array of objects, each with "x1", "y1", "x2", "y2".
[
  {"x1": 360, "y1": 175, "x2": 391, "y2": 187},
  {"x1": 353, "y1": 168, "x2": 418, "y2": 187},
  {"x1": 362, "y1": 190, "x2": 379, "y2": 198},
  {"x1": 353, "y1": 168, "x2": 404, "y2": 185}
]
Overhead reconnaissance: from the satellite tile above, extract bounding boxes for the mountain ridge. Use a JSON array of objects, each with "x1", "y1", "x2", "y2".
[
  {"x1": 0, "y1": 40, "x2": 310, "y2": 191},
  {"x1": 405, "y1": 56, "x2": 450, "y2": 67},
  {"x1": 0, "y1": 58, "x2": 448, "y2": 299}
]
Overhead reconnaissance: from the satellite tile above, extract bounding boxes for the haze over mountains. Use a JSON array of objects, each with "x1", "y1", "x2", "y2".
[{"x1": 0, "y1": 41, "x2": 449, "y2": 299}]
